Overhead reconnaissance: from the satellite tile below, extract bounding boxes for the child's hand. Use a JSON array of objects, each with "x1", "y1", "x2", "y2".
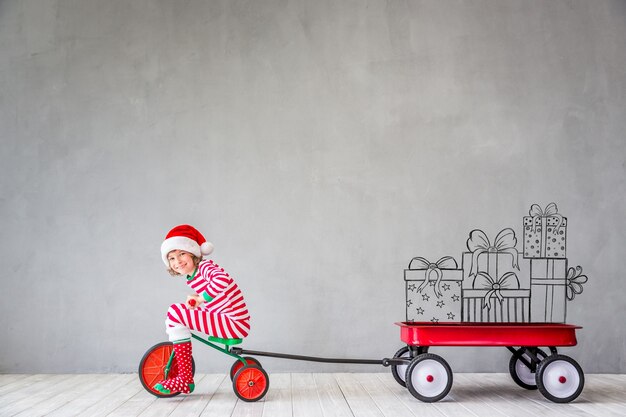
[{"x1": 186, "y1": 295, "x2": 204, "y2": 309}]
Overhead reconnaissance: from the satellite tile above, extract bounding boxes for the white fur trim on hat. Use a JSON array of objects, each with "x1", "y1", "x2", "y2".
[{"x1": 161, "y1": 236, "x2": 202, "y2": 265}]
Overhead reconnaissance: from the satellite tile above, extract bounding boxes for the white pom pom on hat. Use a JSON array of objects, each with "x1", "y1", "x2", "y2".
[{"x1": 161, "y1": 224, "x2": 214, "y2": 266}]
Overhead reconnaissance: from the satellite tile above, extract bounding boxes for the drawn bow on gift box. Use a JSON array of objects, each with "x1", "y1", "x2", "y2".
[
  {"x1": 466, "y1": 228, "x2": 520, "y2": 278},
  {"x1": 408, "y1": 256, "x2": 458, "y2": 298},
  {"x1": 472, "y1": 271, "x2": 520, "y2": 310},
  {"x1": 529, "y1": 202, "x2": 564, "y2": 234},
  {"x1": 566, "y1": 266, "x2": 588, "y2": 301}
]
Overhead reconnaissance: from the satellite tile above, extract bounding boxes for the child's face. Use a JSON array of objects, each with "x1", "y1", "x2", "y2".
[{"x1": 167, "y1": 250, "x2": 196, "y2": 276}]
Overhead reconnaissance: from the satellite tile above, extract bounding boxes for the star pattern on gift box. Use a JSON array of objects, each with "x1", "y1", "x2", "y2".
[
  {"x1": 451, "y1": 294, "x2": 460, "y2": 302},
  {"x1": 407, "y1": 299, "x2": 413, "y2": 308},
  {"x1": 422, "y1": 294, "x2": 430, "y2": 301},
  {"x1": 447, "y1": 312, "x2": 455, "y2": 320},
  {"x1": 416, "y1": 307, "x2": 424, "y2": 315},
  {"x1": 442, "y1": 283, "x2": 451, "y2": 291},
  {"x1": 457, "y1": 281, "x2": 462, "y2": 287},
  {"x1": 436, "y1": 300, "x2": 445, "y2": 308},
  {"x1": 408, "y1": 284, "x2": 416, "y2": 292},
  {"x1": 431, "y1": 317, "x2": 439, "y2": 323}
]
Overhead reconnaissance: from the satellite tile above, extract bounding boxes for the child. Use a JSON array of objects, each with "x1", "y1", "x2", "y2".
[{"x1": 153, "y1": 224, "x2": 251, "y2": 395}]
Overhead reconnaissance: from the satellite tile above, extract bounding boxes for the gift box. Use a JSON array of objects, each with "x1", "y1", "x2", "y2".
[
  {"x1": 523, "y1": 203, "x2": 567, "y2": 258},
  {"x1": 462, "y1": 228, "x2": 520, "y2": 289},
  {"x1": 405, "y1": 257, "x2": 462, "y2": 323},
  {"x1": 462, "y1": 271, "x2": 530, "y2": 322},
  {"x1": 530, "y1": 258, "x2": 567, "y2": 323}
]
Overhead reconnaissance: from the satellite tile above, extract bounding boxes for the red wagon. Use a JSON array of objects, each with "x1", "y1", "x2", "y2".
[{"x1": 392, "y1": 322, "x2": 584, "y2": 403}]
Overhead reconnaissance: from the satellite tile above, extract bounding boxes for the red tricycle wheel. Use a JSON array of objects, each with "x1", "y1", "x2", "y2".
[
  {"x1": 138, "y1": 341, "x2": 196, "y2": 398},
  {"x1": 232, "y1": 365, "x2": 270, "y2": 402},
  {"x1": 230, "y1": 357, "x2": 262, "y2": 381}
]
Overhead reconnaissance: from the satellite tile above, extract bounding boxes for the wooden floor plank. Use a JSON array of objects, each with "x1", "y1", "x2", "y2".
[
  {"x1": 12, "y1": 374, "x2": 121, "y2": 417},
  {"x1": 374, "y1": 373, "x2": 445, "y2": 417},
  {"x1": 454, "y1": 373, "x2": 567, "y2": 417},
  {"x1": 0, "y1": 374, "x2": 31, "y2": 388},
  {"x1": 352, "y1": 373, "x2": 415, "y2": 417},
  {"x1": 78, "y1": 374, "x2": 145, "y2": 417},
  {"x1": 444, "y1": 374, "x2": 511, "y2": 417},
  {"x1": 0, "y1": 374, "x2": 49, "y2": 397},
  {"x1": 334, "y1": 373, "x2": 384, "y2": 417},
  {"x1": 198, "y1": 373, "x2": 239, "y2": 417},
  {"x1": 43, "y1": 374, "x2": 134, "y2": 417},
  {"x1": 261, "y1": 373, "x2": 292, "y2": 417},
  {"x1": 104, "y1": 383, "x2": 159, "y2": 417},
  {"x1": 471, "y1": 372, "x2": 589, "y2": 417},
  {"x1": 169, "y1": 374, "x2": 226, "y2": 417},
  {"x1": 0, "y1": 372, "x2": 623, "y2": 417},
  {"x1": 291, "y1": 373, "x2": 324, "y2": 417},
  {"x1": 0, "y1": 374, "x2": 79, "y2": 416},
  {"x1": 313, "y1": 373, "x2": 354, "y2": 417},
  {"x1": 230, "y1": 397, "x2": 265, "y2": 417}
]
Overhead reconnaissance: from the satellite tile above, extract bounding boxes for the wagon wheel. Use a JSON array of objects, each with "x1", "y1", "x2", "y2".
[
  {"x1": 390, "y1": 347, "x2": 411, "y2": 387},
  {"x1": 230, "y1": 357, "x2": 263, "y2": 381},
  {"x1": 232, "y1": 365, "x2": 270, "y2": 402},
  {"x1": 391, "y1": 346, "x2": 427, "y2": 387},
  {"x1": 405, "y1": 353, "x2": 453, "y2": 402},
  {"x1": 536, "y1": 354, "x2": 584, "y2": 403},
  {"x1": 138, "y1": 342, "x2": 196, "y2": 398},
  {"x1": 509, "y1": 348, "x2": 548, "y2": 390}
]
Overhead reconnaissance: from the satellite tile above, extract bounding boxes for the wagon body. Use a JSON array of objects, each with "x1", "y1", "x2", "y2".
[{"x1": 397, "y1": 322, "x2": 581, "y2": 347}]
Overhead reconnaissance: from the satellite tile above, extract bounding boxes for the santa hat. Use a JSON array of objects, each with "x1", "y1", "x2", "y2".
[{"x1": 161, "y1": 224, "x2": 214, "y2": 266}]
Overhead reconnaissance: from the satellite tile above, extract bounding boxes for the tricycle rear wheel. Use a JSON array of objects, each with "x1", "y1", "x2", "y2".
[
  {"x1": 232, "y1": 365, "x2": 270, "y2": 402},
  {"x1": 230, "y1": 357, "x2": 263, "y2": 381}
]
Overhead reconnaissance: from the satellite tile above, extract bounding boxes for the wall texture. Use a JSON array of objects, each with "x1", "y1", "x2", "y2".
[{"x1": 1, "y1": 0, "x2": 625, "y2": 373}]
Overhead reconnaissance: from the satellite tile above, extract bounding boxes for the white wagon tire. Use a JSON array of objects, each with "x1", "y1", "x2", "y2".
[
  {"x1": 391, "y1": 346, "x2": 411, "y2": 387},
  {"x1": 405, "y1": 353, "x2": 453, "y2": 402},
  {"x1": 536, "y1": 354, "x2": 584, "y2": 403},
  {"x1": 509, "y1": 348, "x2": 547, "y2": 390}
]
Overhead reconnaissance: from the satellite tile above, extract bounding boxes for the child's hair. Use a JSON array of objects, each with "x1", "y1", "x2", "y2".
[{"x1": 167, "y1": 254, "x2": 203, "y2": 276}]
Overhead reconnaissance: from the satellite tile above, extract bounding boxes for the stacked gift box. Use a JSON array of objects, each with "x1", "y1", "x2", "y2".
[
  {"x1": 404, "y1": 203, "x2": 587, "y2": 324},
  {"x1": 461, "y1": 228, "x2": 530, "y2": 323},
  {"x1": 404, "y1": 257, "x2": 462, "y2": 323}
]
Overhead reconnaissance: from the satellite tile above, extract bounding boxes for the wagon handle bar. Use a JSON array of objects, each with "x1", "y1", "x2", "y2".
[{"x1": 230, "y1": 347, "x2": 408, "y2": 367}]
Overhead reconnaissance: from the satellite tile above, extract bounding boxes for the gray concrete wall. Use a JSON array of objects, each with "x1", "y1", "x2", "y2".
[{"x1": 1, "y1": 0, "x2": 625, "y2": 374}]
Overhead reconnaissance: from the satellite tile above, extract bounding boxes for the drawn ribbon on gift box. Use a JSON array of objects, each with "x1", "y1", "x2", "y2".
[
  {"x1": 408, "y1": 256, "x2": 458, "y2": 298},
  {"x1": 566, "y1": 266, "x2": 588, "y2": 301},
  {"x1": 529, "y1": 202, "x2": 563, "y2": 234},
  {"x1": 466, "y1": 228, "x2": 519, "y2": 278},
  {"x1": 472, "y1": 271, "x2": 520, "y2": 310}
]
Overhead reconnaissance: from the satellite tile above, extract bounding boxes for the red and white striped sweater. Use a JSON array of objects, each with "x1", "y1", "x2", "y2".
[{"x1": 186, "y1": 260, "x2": 250, "y2": 334}]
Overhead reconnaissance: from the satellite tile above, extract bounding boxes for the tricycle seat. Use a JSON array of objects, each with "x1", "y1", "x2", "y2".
[{"x1": 207, "y1": 335, "x2": 243, "y2": 346}]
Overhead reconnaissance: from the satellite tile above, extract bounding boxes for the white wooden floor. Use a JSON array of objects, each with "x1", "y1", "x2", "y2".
[{"x1": 0, "y1": 373, "x2": 625, "y2": 417}]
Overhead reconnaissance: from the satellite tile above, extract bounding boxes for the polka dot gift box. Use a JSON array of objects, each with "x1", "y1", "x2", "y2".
[{"x1": 523, "y1": 203, "x2": 567, "y2": 259}]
